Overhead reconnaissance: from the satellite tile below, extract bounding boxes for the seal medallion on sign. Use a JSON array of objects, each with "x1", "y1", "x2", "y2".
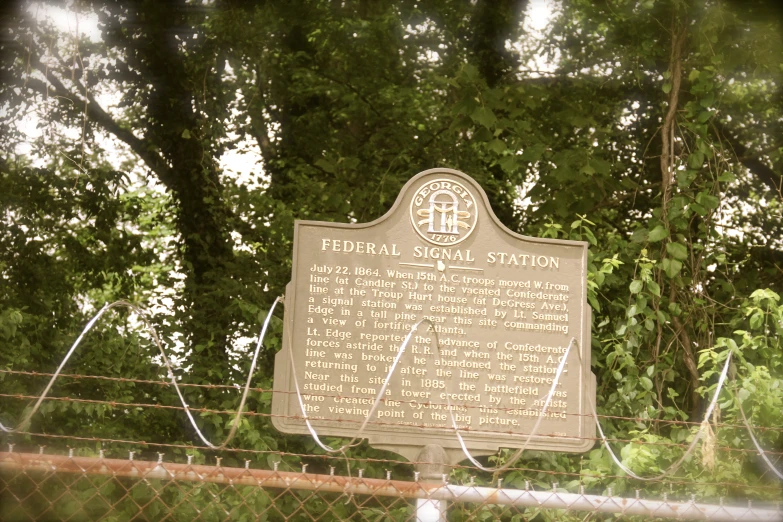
[{"x1": 409, "y1": 178, "x2": 478, "y2": 246}]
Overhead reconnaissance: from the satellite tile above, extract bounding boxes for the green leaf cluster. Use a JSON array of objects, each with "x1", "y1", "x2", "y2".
[{"x1": 1, "y1": 0, "x2": 782, "y2": 515}]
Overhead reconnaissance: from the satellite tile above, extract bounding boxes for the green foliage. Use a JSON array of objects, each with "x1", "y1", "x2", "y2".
[{"x1": 1, "y1": 0, "x2": 782, "y2": 517}]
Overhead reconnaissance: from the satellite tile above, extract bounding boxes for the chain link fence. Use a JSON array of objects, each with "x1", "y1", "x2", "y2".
[
  {"x1": 1, "y1": 303, "x2": 782, "y2": 521},
  {"x1": 2, "y1": 448, "x2": 781, "y2": 521}
]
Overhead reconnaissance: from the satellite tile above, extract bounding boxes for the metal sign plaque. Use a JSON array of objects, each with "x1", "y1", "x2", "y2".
[{"x1": 272, "y1": 169, "x2": 595, "y2": 463}]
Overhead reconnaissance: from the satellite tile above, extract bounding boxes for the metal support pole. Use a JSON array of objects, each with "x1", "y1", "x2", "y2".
[{"x1": 415, "y1": 444, "x2": 449, "y2": 522}]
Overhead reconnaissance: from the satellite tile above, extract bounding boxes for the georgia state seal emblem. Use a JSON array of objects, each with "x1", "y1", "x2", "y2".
[{"x1": 409, "y1": 178, "x2": 478, "y2": 246}]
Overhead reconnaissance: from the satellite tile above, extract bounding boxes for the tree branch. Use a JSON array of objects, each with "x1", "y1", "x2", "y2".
[
  {"x1": 314, "y1": 70, "x2": 387, "y2": 122},
  {"x1": 27, "y1": 58, "x2": 173, "y2": 185},
  {"x1": 661, "y1": 25, "x2": 686, "y2": 218},
  {"x1": 713, "y1": 121, "x2": 783, "y2": 200}
]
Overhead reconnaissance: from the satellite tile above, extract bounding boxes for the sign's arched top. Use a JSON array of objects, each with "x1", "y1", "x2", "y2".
[{"x1": 409, "y1": 178, "x2": 478, "y2": 246}]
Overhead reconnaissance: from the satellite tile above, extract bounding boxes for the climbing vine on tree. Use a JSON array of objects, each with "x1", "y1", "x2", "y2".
[{"x1": 1, "y1": 0, "x2": 781, "y2": 516}]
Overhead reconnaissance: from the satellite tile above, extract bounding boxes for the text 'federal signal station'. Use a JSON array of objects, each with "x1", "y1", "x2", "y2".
[{"x1": 273, "y1": 168, "x2": 595, "y2": 463}]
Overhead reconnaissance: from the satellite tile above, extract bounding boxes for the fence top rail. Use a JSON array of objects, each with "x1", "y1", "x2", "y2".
[{"x1": 1, "y1": 451, "x2": 780, "y2": 522}]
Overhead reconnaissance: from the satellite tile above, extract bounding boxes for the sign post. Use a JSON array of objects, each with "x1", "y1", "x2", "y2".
[{"x1": 272, "y1": 168, "x2": 595, "y2": 465}]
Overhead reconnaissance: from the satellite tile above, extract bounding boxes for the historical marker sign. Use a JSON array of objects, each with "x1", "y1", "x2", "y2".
[{"x1": 272, "y1": 169, "x2": 595, "y2": 462}]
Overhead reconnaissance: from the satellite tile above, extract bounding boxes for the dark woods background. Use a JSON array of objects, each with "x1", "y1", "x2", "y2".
[{"x1": 0, "y1": 0, "x2": 781, "y2": 507}]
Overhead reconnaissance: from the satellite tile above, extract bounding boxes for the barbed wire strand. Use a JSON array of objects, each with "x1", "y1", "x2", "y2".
[
  {"x1": 288, "y1": 315, "x2": 740, "y2": 481},
  {"x1": 289, "y1": 320, "x2": 575, "y2": 475},
  {"x1": 2, "y1": 297, "x2": 778, "y2": 485},
  {"x1": 287, "y1": 321, "x2": 588, "y2": 483},
  {"x1": 4, "y1": 376, "x2": 782, "y2": 433},
  {"x1": 288, "y1": 318, "x2": 438, "y2": 454},
  {"x1": 4, "y1": 393, "x2": 780, "y2": 457},
  {"x1": 5, "y1": 369, "x2": 782, "y2": 432},
  {"x1": 587, "y1": 350, "x2": 733, "y2": 481},
  {"x1": 447, "y1": 338, "x2": 576, "y2": 473},
  {"x1": 1, "y1": 297, "x2": 282, "y2": 453},
  {"x1": 1, "y1": 301, "x2": 113, "y2": 434},
  {"x1": 734, "y1": 388, "x2": 783, "y2": 480}
]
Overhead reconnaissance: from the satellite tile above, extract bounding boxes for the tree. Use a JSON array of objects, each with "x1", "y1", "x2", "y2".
[{"x1": 1, "y1": 0, "x2": 781, "y2": 514}]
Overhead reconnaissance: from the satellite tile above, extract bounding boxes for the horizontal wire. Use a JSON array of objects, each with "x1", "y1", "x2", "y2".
[
  {"x1": 736, "y1": 387, "x2": 783, "y2": 480},
  {"x1": 0, "y1": 298, "x2": 282, "y2": 452},
  {"x1": 2, "y1": 443, "x2": 781, "y2": 494},
  {"x1": 2, "y1": 300, "x2": 780, "y2": 487},
  {"x1": 3, "y1": 370, "x2": 780, "y2": 432},
  {"x1": 0, "y1": 391, "x2": 775, "y2": 456},
  {"x1": 2, "y1": 393, "x2": 780, "y2": 457},
  {"x1": 0, "y1": 369, "x2": 247, "y2": 391}
]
